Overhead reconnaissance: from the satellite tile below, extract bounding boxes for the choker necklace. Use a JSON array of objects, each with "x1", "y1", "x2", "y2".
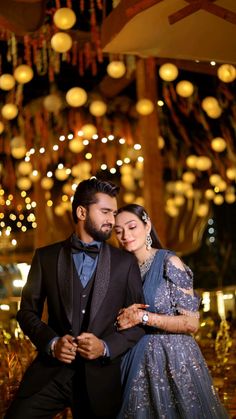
[{"x1": 138, "y1": 250, "x2": 157, "y2": 278}]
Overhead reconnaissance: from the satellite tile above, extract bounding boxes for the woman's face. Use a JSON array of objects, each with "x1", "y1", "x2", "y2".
[{"x1": 115, "y1": 211, "x2": 150, "y2": 254}]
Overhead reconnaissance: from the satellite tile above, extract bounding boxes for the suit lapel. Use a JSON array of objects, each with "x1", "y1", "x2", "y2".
[
  {"x1": 89, "y1": 242, "x2": 111, "y2": 326},
  {"x1": 57, "y1": 236, "x2": 73, "y2": 325}
]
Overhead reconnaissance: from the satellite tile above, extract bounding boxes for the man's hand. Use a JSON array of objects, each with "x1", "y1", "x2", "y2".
[
  {"x1": 53, "y1": 334, "x2": 78, "y2": 364},
  {"x1": 76, "y1": 332, "x2": 104, "y2": 360},
  {"x1": 116, "y1": 304, "x2": 149, "y2": 330}
]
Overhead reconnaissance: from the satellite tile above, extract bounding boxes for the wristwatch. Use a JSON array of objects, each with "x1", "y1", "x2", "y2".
[{"x1": 142, "y1": 312, "x2": 149, "y2": 326}]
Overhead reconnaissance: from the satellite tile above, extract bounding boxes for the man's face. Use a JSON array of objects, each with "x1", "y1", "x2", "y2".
[{"x1": 84, "y1": 193, "x2": 118, "y2": 242}]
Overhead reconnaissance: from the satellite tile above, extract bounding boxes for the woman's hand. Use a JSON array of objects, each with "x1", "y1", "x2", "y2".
[{"x1": 116, "y1": 304, "x2": 149, "y2": 330}]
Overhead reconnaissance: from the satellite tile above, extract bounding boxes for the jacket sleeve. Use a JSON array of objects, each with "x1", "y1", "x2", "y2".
[
  {"x1": 103, "y1": 257, "x2": 145, "y2": 360},
  {"x1": 17, "y1": 250, "x2": 58, "y2": 352}
]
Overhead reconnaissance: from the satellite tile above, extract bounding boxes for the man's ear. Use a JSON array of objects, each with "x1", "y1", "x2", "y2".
[{"x1": 76, "y1": 206, "x2": 87, "y2": 221}]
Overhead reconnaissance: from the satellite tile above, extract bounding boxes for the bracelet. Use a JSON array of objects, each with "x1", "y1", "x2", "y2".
[{"x1": 50, "y1": 339, "x2": 57, "y2": 358}]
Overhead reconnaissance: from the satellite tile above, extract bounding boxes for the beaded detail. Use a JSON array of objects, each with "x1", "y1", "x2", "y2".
[{"x1": 138, "y1": 251, "x2": 157, "y2": 279}]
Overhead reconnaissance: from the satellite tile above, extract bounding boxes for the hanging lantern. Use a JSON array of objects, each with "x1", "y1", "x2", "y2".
[
  {"x1": 89, "y1": 100, "x2": 107, "y2": 117},
  {"x1": 209, "y1": 174, "x2": 221, "y2": 186},
  {"x1": 159, "y1": 63, "x2": 178, "y2": 81},
  {"x1": 66, "y1": 87, "x2": 87, "y2": 107},
  {"x1": 81, "y1": 124, "x2": 97, "y2": 139},
  {"x1": 211, "y1": 137, "x2": 226, "y2": 152},
  {"x1": 218, "y1": 180, "x2": 227, "y2": 192},
  {"x1": 201, "y1": 96, "x2": 219, "y2": 112},
  {"x1": 17, "y1": 177, "x2": 32, "y2": 191},
  {"x1": 30, "y1": 170, "x2": 41, "y2": 182},
  {"x1": 136, "y1": 99, "x2": 154, "y2": 115},
  {"x1": 14, "y1": 65, "x2": 34, "y2": 84},
  {"x1": 206, "y1": 106, "x2": 222, "y2": 119},
  {"x1": 217, "y1": 64, "x2": 236, "y2": 83},
  {"x1": 1, "y1": 104, "x2": 18, "y2": 120},
  {"x1": 165, "y1": 205, "x2": 179, "y2": 217},
  {"x1": 176, "y1": 80, "x2": 194, "y2": 97},
  {"x1": 173, "y1": 195, "x2": 185, "y2": 207},
  {"x1": 214, "y1": 194, "x2": 224, "y2": 205},
  {"x1": 18, "y1": 161, "x2": 33, "y2": 176},
  {"x1": 205, "y1": 189, "x2": 215, "y2": 200},
  {"x1": 51, "y1": 32, "x2": 72, "y2": 53},
  {"x1": 197, "y1": 203, "x2": 209, "y2": 217},
  {"x1": 43, "y1": 94, "x2": 62, "y2": 113},
  {"x1": 41, "y1": 177, "x2": 54, "y2": 190},
  {"x1": 123, "y1": 192, "x2": 135, "y2": 204},
  {"x1": 107, "y1": 61, "x2": 126, "y2": 78},
  {"x1": 182, "y1": 171, "x2": 196, "y2": 183},
  {"x1": 195, "y1": 156, "x2": 212, "y2": 171},
  {"x1": 69, "y1": 137, "x2": 84, "y2": 153},
  {"x1": 53, "y1": 7, "x2": 76, "y2": 30},
  {"x1": 225, "y1": 192, "x2": 235, "y2": 204},
  {"x1": 186, "y1": 155, "x2": 198, "y2": 169},
  {"x1": 226, "y1": 167, "x2": 236, "y2": 180},
  {"x1": 11, "y1": 136, "x2": 26, "y2": 159},
  {"x1": 0, "y1": 74, "x2": 15, "y2": 90},
  {"x1": 0, "y1": 121, "x2": 4, "y2": 134},
  {"x1": 54, "y1": 205, "x2": 66, "y2": 216},
  {"x1": 55, "y1": 167, "x2": 69, "y2": 181}
]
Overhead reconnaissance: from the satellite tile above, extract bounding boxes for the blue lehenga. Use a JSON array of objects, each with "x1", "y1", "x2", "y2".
[{"x1": 118, "y1": 250, "x2": 228, "y2": 419}]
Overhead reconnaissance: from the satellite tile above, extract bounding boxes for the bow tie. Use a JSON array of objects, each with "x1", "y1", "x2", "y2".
[{"x1": 71, "y1": 239, "x2": 100, "y2": 260}]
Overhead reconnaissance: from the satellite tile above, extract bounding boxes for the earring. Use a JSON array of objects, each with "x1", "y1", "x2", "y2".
[{"x1": 146, "y1": 233, "x2": 152, "y2": 250}]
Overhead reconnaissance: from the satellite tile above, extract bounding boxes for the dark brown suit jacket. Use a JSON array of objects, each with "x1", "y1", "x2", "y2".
[{"x1": 16, "y1": 236, "x2": 144, "y2": 416}]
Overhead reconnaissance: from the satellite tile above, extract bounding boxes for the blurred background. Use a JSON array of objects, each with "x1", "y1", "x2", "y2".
[{"x1": 0, "y1": 0, "x2": 235, "y2": 417}]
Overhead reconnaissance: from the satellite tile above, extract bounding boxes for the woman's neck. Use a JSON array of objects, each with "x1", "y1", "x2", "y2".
[{"x1": 134, "y1": 248, "x2": 156, "y2": 265}]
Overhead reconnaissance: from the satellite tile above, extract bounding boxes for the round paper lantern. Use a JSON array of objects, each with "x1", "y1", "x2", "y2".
[
  {"x1": 211, "y1": 137, "x2": 226, "y2": 152},
  {"x1": 51, "y1": 32, "x2": 72, "y2": 53},
  {"x1": 214, "y1": 194, "x2": 224, "y2": 205},
  {"x1": 41, "y1": 177, "x2": 54, "y2": 190},
  {"x1": 123, "y1": 192, "x2": 135, "y2": 204},
  {"x1": 136, "y1": 99, "x2": 154, "y2": 115},
  {"x1": 201, "y1": 96, "x2": 219, "y2": 112},
  {"x1": 54, "y1": 205, "x2": 66, "y2": 216},
  {"x1": 53, "y1": 7, "x2": 76, "y2": 30},
  {"x1": 17, "y1": 177, "x2": 32, "y2": 191},
  {"x1": 89, "y1": 100, "x2": 107, "y2": 117},
  {"x1": 69, "y1": 138, "x2": 84, "y2": 153},
  {"x1": 225, "y1": 193, "x2": 235, "y2": 204},
  {"x1": 0, "y1": 121, "x2": 4, "y2": 134},
  {"x1": 62, "y1": 183, "x2": 73, "y2": 195},
  {"x1": 14, "y1": 65, "x2": 33, "y2": 84},
  {"x1": 43, "y1": 94, "x2": 62, "y2": 113},
  {"x1": 18, "y1": 161, "x2": 33, "y2": 176},
  {"x1": 185, "y1": 188, "x2": 194, "y2": 199},
  {"x1": 209, "y1": 174, "x2": 221, "y2": 186},
  {"x1": 174, "y1": 195, "x2": 185, "y2": 207},
  {"x1": 176, "y1": 80, "x2": 194, "y2": 97},
  {"x1": 206, "y1": 106, "x2": 222, "y2": 119},
  {"x1": 159, "y1": 63, "x2": 178, "y2": 81},
  {"x1": 217, "y1": 64, "x2": 236, "y2": 83},
  {"x1": 81, "y1": 124, "x2": 97, "y2": 139},
  {"x1": 197, "y1": 203, "x2": 209, "y2": 217},
  {"x1": 107, "y1": 61, "x2": 126, "y2": 78},
  {"x1": 66, "y1": 87, "x2": 87, "y2": 107},
  {"x1": 11, "y1": 136, "x2": 26, "y2": 159},
  {"x1": 195, "y1": 156, "x2": 212, "y2": 171},
  {"x1": 55, "y1": 167, "x2": 69, "y2": 181},
  {"x1": 79, "y1": 161, "x2": 91, "y2": 175},
  {"x1": 182, "y1": 171, "x2": 196, "y2": 183},
  {"x1": 1, "y1": 104, "x2": 18, "y2": 120},
  {"x1": 165, "y1": 205, "x2": 179, "y2": 217},
  {"x1": 218, "y1": 180, "x2": 227, "y2": 192},
  {"x1": 226, "y1": 167, "x2": 236, "y2": 180},
  {"x1": 0, "y1": 74, "x2": 15, "y2": 90},
  {"x1": 205, "y1": 189, "x2": 215, "y2": 200},
  {"x1": 30, "y1": 170, "x2": 41, "y2": 182},
  {"x1": 186, "y1": 155, "x2": 198, "y2": 169}
]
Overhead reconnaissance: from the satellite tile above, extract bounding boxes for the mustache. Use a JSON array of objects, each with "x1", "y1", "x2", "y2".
[{"x1": 102, "y1": 223, "x2": 113, "y2": 229}]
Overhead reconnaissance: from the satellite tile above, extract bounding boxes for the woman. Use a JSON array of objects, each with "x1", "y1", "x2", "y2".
[{"x1": 114, "y1": 204, "x2": 228, "y2": 419}]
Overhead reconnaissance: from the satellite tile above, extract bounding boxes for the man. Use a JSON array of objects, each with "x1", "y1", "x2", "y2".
[{"x1": 6, "y1": 178, "x2": 144, "y2": 419}]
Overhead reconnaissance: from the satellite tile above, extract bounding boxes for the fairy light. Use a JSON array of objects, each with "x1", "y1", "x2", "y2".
[
  {"x1": 39, "y1": 147, "x2": 45, "y2": 154},
  {"x1": 31, "y1": 201, "x2": 37, "y2": 208},
  {"x1": 101, "y1": 164, "x2": 107, "y2": 170},
  {"x1": 53, "y1": 145, "x2": 59, "y2": 151},
  {"x1": 110, "y1": 168, "x2": 116, "y2": 174},
  {"x1": 47, "y1": 171, "x2": 53, "y2": 177},
  {"x1": 68, "y1": 133, "x2": 73, "y2": 140},
  {"x1": 17, "y1": 221, "x2": 22, "y2": 228},
  {"x1": 62, "y1": 195, "x2": 68, "y2": 202},
  {"x1": 134, "y1": 144, "x2": 141, "y2": 150},
  {"x1": 58, "y1": 163, "x2": 64, "y2": 169},
  {"x1": 59, "y1": 135, "x2": 65, "y2": 141},
  {"x1": 25, "y1": 156, "x2": 30, "y2": 162},
  {"x1": 124, "y1": 157, "x2": 131, "y2": 163},
  {"x1": 85, "y1": 153, "x2": 92, "y2": 159},
  {"x1": 108, "y1": 135, "x2": 114, "y2": 141},
  {"x1": 119, "y1": 138, "x2": 125, "y2": 144},
  {"x1": 77, "y1": 130, "x2": 83, "y2": 136},
  {"x1": 116, "y1": 160, "x2": 123, "y2": 166},
  {"x1": 101, "y1": 137, "x2": 107, "y2": 143},
  {"x1": 21, "y1": 191, "x2": 27, "y2": 197},
  {"x1": 137, "y1": 156, "x2": 144, "y2": 162},
  {"x1": 21, "y1": 226, "x2": 27, "y2": 232},
  {"x1": 0, "y1": 213, "x2": 4, "y2": 219},
  {"x1": 19, "y1": 214, "x2": 24, "y2": 220},
  {"x1": 11, "y1": 239, "x2": 17, "y2": 246},
  {"x1": 32, "y1": 222, "x2": 37, "y2": 228},
  {"x1": 157, "y1": 100, "x2": 164, "y2": 107},
  {"x1": 92, "y1": 134, "x2": 98, "y2": 140},
  {"x1": 26, "y1": 204, "x2": 32, "y2": 210},
  {"x1": 5, "y1": 200, "x2": 11, "y2": 206},
  {"x1": 47, "y1": 200, "x2": 53, "y2": 207},
  {"x1": 83, "y1": 139, "x2": 89, "y2": 145},
  {"x1": 25, "y1": 197, "x2": 31, "y2": 203}
]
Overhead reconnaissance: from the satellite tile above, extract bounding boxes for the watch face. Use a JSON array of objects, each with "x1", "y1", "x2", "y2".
[{"x1": 142, "y1": 313, "x2": 149, "y2": 322}]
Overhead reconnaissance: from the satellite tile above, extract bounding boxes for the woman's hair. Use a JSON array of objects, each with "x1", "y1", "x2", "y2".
[{"x1": 116, "y1": 204, "x2": 163, "y2": 249}]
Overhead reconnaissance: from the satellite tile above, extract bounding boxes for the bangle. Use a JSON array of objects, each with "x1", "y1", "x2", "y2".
[{"x1": 50, "y1": 339, "x2": 57, "y2": 358}]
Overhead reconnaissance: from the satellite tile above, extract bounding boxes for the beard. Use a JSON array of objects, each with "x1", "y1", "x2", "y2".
[{"x1": 84, "y1": 213, "x2": 113, "y2": 241}]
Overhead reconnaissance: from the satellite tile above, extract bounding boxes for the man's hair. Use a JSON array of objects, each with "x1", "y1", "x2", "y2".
[{"x1": 72, "y1": 177, "x2": 120, "y2": 223}]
